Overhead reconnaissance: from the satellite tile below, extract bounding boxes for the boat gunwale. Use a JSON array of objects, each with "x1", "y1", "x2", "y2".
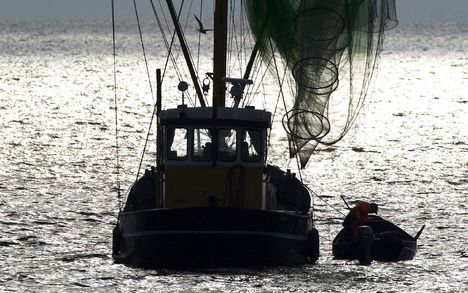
[
  {"x1": 122, "y1": 230, "x2": 309, "y2": 241},
  {"x1": 119, "y1": 206, "x2": 312, "y2": 218}
]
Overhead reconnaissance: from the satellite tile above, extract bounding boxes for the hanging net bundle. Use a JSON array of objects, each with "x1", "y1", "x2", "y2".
[{"x1": 244, "y1": 0, "x2": 398, "y2": 168}]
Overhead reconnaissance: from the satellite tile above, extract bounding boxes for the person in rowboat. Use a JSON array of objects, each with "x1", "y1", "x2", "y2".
[{"x1": 342, "y1": 201, "x2": 378, "y2": 240}]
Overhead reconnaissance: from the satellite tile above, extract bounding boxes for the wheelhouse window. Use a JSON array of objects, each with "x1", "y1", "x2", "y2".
[
  {"x1": 241, "y1": 129, "x2": 262, "y2": 162},
  {"x1": 192, "y1": 128, "x2": 212, "y2": 161},
  {"x1": 167, "y1": 127, "x2": 187, "y2": 160},
  {"x1": 217, "y1": 129, "x2": 237, "y2": 161}
]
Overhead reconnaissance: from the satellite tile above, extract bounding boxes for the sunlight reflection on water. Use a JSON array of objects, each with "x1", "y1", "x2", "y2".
[{"x1": 0, "y1": 21, "x2": 467, "y2": 292}]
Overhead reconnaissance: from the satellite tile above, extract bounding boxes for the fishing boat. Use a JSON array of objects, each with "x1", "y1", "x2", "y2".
[
  {"x1": 332, "y1": 215, "x2": 424, "y2": 264},
  {"x1": 110, "y1": 0, "x2": 397, "y2": 268}
]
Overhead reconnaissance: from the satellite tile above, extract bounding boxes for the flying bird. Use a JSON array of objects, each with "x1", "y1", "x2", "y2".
[{"x1": 194, "y1": 15, "x2": 213, "y2": 34}]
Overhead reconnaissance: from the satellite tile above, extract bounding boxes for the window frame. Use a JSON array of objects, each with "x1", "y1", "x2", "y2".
[
  {"x1": 217, "y1": 128, "x2": 238, "y2": 162},
  {"x1": 241, "y1": 129, "x2": 263, "y2": 162},
  {"x1": 166, "y1": 127, "x2": 188, "y2": 161},
  {"x1": 191, "y1": 127, "x2": 213, "y2": 162}
]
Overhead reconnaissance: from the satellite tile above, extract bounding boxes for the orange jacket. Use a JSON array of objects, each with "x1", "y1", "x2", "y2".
[{"x1": 350, "y1": 202, "x2": 374, "y2": 231}]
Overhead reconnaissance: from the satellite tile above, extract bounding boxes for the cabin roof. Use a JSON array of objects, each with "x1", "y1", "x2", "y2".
[{"x1": 160, "y1": 106, "x2": 272, "y2": 128}]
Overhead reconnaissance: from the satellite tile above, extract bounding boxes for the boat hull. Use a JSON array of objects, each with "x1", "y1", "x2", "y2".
[
  {"x1": 113, "y1": 207, "x2": 319, "y2": 268},
  {"x1": 332, "y1": 215, "x2": 417, "y2": 262}
]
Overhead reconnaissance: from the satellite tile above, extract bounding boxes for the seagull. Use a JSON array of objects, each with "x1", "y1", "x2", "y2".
[{"x1": 194, "y1": 15, "x2": 213, "y2": 34}]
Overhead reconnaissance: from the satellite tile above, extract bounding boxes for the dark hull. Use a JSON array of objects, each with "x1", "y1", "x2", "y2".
[
  {"x1": 332, "y1": 215, "x2": 417, "y2": 262},
  {"x1": 113, "y1": 207, "x2": 319, "y2": 268}
]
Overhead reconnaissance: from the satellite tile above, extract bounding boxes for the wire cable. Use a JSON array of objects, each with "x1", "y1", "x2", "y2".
[
  {"x1": 133, "y1": 0, "x2": 154, "y2": 102},
  {"x1": 111, "y1": 0, "x2": 121, "y2": 210}
]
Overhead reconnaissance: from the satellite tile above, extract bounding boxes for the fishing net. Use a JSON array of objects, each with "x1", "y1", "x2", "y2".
[{"x1": 245, "y1": 0, "x2": 397, "y2": 168}]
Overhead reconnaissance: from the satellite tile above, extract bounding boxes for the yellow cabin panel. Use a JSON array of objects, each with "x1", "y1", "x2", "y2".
[{"x1": 164, "y1": 165, "x2": 264, "y2": 209}]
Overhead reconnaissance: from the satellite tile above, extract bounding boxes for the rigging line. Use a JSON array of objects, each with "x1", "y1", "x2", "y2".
[
  {"x1": 242, "y1": 55, "x2": 263, "y2": 106},
  {"x1": 182, "y1": 0, "x2": 194, "y2": 35},
  {"x1": 175, "y1": 0, "x2": 203, "y2": 107},
  {"x1": 150, "y1": 0, "x2": 177, "y2": 81},
  {"x1": 132, "y1": 0, "x2": 157, "y2": 182},
  {"x1": 169, "y1": 0, "x2": 205, "y2": 107},
  {"x1": 290, "y1": 80, "x2": 303, "y2": 181},
  {"x1": 179, "y1": 0, "x2": 203, "y2": 106},
  {"x1": 176, "y1": 0, "x2": 197, "y2": 107},
  {"x1": 227, "y1": 0, "x2": 237, "y2": 76},
  {"x1": 305, "y1": 185, "x2": 346, "y2": 217},
  {"x1": 226, "y1": 1, "x2": 231, "y2": 75},
  {"x1": 268, "y1": 39, "x2": 303, "y2": 176},
  {"x1": 269, "y1": 66, "x2": 288, "y2": 125},
  {"x1": 245, "y1": 38, "x2": 273, "y2": 106},
  {"x1": 240, "y1": 0, "x2": 244, "y2": 76},
  {"x1": 150, "y1": 0, "x2": 184, "y2": 83},
  {"x1": 158, "y1": 0, "x2": 182, "y2": 91},
  {"x1": 227, "y1": 1, "x2": 248, "y2": 78},
  {"x1": 244, "y1": 54, "x2": 271, "y2": 107},
  {"x1": 150, "y1": 0, "x2": 196, "y2": 107},
  {"x1": 195, "y1": 0, "x2": 202, "y2": 79},
  {"x1": 135, "y1": 103, "x2": 158, "y2": 183},
  {"x1": 238, "y1": 1, "x2": 247, "y2": 76},
  {"x1": 267, "y1": 65, "x2": 289, "y2": 148},
  {"x1": 133, "y1": 0, "x2": 154, "y2": 101},
  {"x1": 158, "y1": 0, "x2": 172, "y2": 37},
  {"x1": 111, "y1": 0, "x2": 121, "y2": 209},
  {"x1": 230, "y1": 0, "x2": 239, "y2": 76},
  {"x1": 243, "y1": 25, "x2": 258, "y2": 103},
  {"x1": 181, "y1": 0, "x2": 198, "y2": 107},
  {"x1": 228, "y1": 1, "x2": 249, "y2": 78},
  {"x1": 242, "y1": 55, "x2": 260, "y2": 106},
  {"x1": 66, "y1": 201, "x2": 124, "y2": 256},
  {"x1": 134, "y1": 4, "x2": 182, "y2": 182},
  {"x1": 294, "y1": 151, "x2": 303, "y2": 181},
  {"x1": 232, "y1": 1, "x2": 247, "y2": 77}
]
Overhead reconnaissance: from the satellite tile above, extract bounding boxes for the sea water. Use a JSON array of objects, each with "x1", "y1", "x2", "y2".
[{"x1": 0, "y1": 21, "x2": 466, "y2": 292}]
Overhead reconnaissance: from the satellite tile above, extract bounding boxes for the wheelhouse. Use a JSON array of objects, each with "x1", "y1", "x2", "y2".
[{"x1": 159, "y1": 105, "x2": 272, "y2": 209}]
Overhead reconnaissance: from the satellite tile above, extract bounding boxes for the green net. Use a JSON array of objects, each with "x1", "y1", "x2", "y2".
[{"x1": 244, "y1": 0, "x2": 397, "y2": 167}]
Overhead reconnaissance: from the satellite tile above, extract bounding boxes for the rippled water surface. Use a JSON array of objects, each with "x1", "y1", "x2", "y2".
[{"x1": 0, "y1": 21, "x2": 467, "y2": 292}]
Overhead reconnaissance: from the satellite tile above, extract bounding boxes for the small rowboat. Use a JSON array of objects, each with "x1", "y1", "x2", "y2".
[{"x1": 332, "y1": 215, "x2": 424, "y2": 264}]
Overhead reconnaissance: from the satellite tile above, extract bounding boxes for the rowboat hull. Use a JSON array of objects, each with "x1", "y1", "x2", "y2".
[{"x1": 332, "y1": 215, "x2": 417, "y2": 262}]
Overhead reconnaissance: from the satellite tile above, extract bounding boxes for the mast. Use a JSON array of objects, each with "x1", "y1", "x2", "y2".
[
  {"x1": 212, "y1": 0, "x2": 228, "y2": 108},
  {"x1": 166, "y1": 0, "x2": 206, "y2": 107}
]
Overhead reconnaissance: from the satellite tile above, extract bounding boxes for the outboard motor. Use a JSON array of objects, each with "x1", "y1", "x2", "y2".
[
  {"x1": 357, "y1": 225, "x2": 374, "y2": 265},
  {"x1": 307, "y1": 228, "x2": 320, "y2": 263},
  {"x1": 112, "y1": 225, "x2": 121, "y2": 260}
]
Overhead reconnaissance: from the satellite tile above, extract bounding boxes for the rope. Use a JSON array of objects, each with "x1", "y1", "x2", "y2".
[
  {"x1": 133, "y1": 0, "x2": 154, "y2": 102},
  {"x1": 243, "y1": 55, "x2": 271, "y2": 107},
  {"x1": 111, "y1": 0, "x2": 121, "y2": 210},
  {"x1": 135, "y1": 0, "x2": 204, "y2": 182},
  {"x1": 149, "y1": 0, "x2": 181, "y2": 82},
  {"x1": 56, "y1": 202, "x2": 122, "y2": 260},
  {"x1": 168, "y1": 0, "x2": 198, "y2": 107},
  {"x1": 305, "y1": 185, "x2": 346, "y2": 217},
  {"x1": 263, "y1": 38, "x2": 306, "y2": 177},
  {"x1": 135, "y1": 105, "x2": 158, "y2": 183},
  {"x1": 195, "y1": 0, "x2": 203, "y2": 80},
  {"x1": 70, "y1": 0, "x2": 123, "y2": 256},
  {"x1": 150, "y1": 0, "x2": 199, "y2": 107},
  {"x1": 267, "y1": 65, "x2": 288, "y2": 148}
]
